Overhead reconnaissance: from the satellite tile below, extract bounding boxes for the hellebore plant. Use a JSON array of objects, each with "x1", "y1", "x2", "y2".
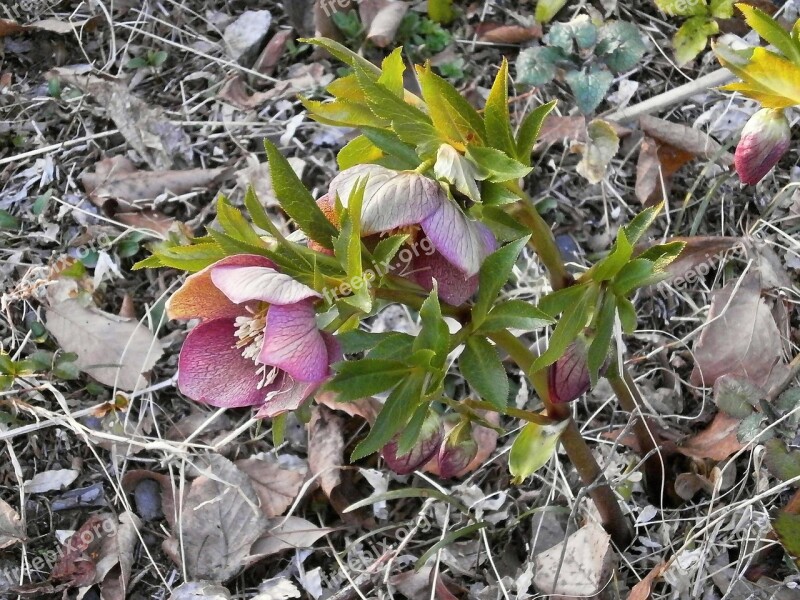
[
  {"x1": 139, "y1": 38, "x2": 688, "y2": 548},
  {"x1": 714, "y1": 3, "x2": 799, "y2": 184}
]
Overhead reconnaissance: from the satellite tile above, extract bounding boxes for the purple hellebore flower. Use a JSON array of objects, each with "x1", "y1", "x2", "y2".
[
  {"x1": 548, "y1": 339, "x2": 591, "y2": 405},
  {"x1": 167, "y1": 254, "x2": 338, "y2": 418},
  {"x1": 327, "y1": 164, "x2": 497, "y2": 306},
  {"x1": 382, "y1": 411, "x2": 443, "y2": 475},
  {"x1": 735, "y1": 108, "x2": 791, "y2": 185}
]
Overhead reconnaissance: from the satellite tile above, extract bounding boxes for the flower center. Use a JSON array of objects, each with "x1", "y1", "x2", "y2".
[{"x1": 234, "y1": 307, "x2": 267, "y2": 362}]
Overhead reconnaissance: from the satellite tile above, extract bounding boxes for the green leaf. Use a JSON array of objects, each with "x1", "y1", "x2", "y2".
[
  {"x1": 549, "y1": 16, "x2": 598, "y2": 52},
  {"x1": 244, "y1": 185, "x2": 285, "y2": 243},
  {"x1": 0, "y1": 209, "x2": 19, "y2": 230},
  {"x1": 336, "y1": 330, "x2": 397, "y2": 354},
  {"x1": 537, "y1": 283, "x2": 592, "y2": 317},
  {"x1": 216, "y1": 196, "x2": 266, "y2": 248},
  {"x1": 351, "y1": 371, "x2": 426, "y2": 460},
  {"x1": 301, "y1": 37, "x2": 382, "y2": 77},
  {"x1": 372, "y1": 234, "x2": 408, "y2": 268},
  {"x1": 378, "y1": 48, "x2": 405, "y2": 97},
  {"x1": 655, "y1": 0, "x2": 708, "y2": 16},
  {"x1": 564, "y1": 66, "x2": 614, "y2": 114},
  {"x1": 737, "y1": 3, "x2": 800, "y2": 63},
  {"x1": 361, "y1": 127, "x2": 422, "y2": 169},
  {"x1": 612, "y1": 258, "x2": 658, "y2": 296},
  {"x1": 416, "y1": 63, "x2": 486, "y2": 148},
  {"x1": 473, "y1": 237, "x2": 530, "y2": 323},
  {"x1": 714, "y1": 374, "x2": 761, "y2": 418},
  {"x1": 597, "y1": 21, "x2": 647, "y2": 73},
  {"x1": 587, "y1": 294, "x2": 615, "y2": 384},
  {"x1": 617, "y1": 296, "x2": 638, "y2": 333},
  {"x1": 146, "y1": 243, "x2": 226, "y2": 272},
  {"x1": 264, "y1": 139, "x2": 338, "y2": 249},
  {"x1": 516, "y1": 47, "x2": 562, "y2": 87},
  {"x1": 636, "y1": 240, "x2": 686, "y2": 272},
  {"x1": 623, "y1": 203, "x2": 663, "y2": 245},
  {"x1": 763, "y1": 439, "x2": 800, "y2": 484},
  {"x1": 302, "y1": 98, "x2": 389, "y2": 128},
  {"x1": 484, "y1": 58, "x2": 516, "y2": 156},
  {"x1": 327, "y1": 359, "x2": 411, "y2": 401},
  {"x1": 773, "y1": 512, "x2": 800, "y2": 560},
  {"x1": 476, "y1": 205, "x2": 530, "y2": 241},
  {"x1": 414, "y1": 289, "x2": 450, "y2": 367},
  {"x1": 516, "y1": 100, "x2": 557, "y2": 165},
  {"x1": 338, "y1": 135, "x2": 383, "y2": 170},
  {"x1": 477, "y1": 300, "x2": 555, "y2": 333},
  {"x1": 673, "y1": 16, "x2": 718, "y2": 66},
  {"x1": 508, "y1": 420, "x2": 569, "y2": 484},
  {"x1": 531, "y1": 285, "x2": 596, "y2": 372},
  {"x1": 535, "y1": 0, "x2": 568, "y2": 23},
  {"x1": 459, "y1": 336, "x2": 509, "y2": 409},
  {"x1": 428, "y1": 0, "x2": 455, "y2": 24},
  {"x1": 466, "y1": 146, "x2": 532, "y2": 182},
  {"x1": 590, "y1": 229, "x2": 633, "y2": 282}
]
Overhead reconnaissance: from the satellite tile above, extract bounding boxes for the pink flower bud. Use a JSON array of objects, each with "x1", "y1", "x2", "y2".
[
  {"x1": 548, "y1": 339, "x2": 591, "y2": 404},
  {"x1": 735, "y1": 109, "x2": 791, "y2": 185},
  {"x1": 382, "y1": 412, "x2": 443, "y2": 475},
  {"x1": 437, "y1": 422, "x2": 478, "y2": 479}
]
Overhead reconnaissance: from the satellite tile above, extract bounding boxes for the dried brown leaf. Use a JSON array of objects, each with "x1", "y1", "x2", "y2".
[
  {"x1": 0, "y1": 16, "x2": 101, "y2": 36},
  {"x1": 174, "y1": 455, "x2": 269, "y2": 581},
  {"x1": 678, "y1": 412, "x2": 746, "y2": 461},
  {"x1": 476, "y1": 23, "x2": 542, "y2": 43},
  {"x1": 635, "y1": 136, "x2": 695, "y2": 205},
  {"x1": 639, "y1": 115, "x2": 734, "y2": 166},
  {"x1": 627, "y1": 562, "x2": 667, "y2": 600},
  {"x1": 249, "y1": 516, "x2": 330, "y2": 558},
  {"x1": 367, "y1": 2, "x2": 409, "y2": 47},
  {"x1": 690, "y1": 273, "x2": 784, "y2": 388},
  {"x1": 254, "y1": 29, "x2": 294, "y2": 75},
  {"x1": 234, "y1": 455, "x2": 306, "y2": 518},
  {"x1": 315, "y1": 391, "x2": 382, "y2": 424},
  {"x1": 0, "y1": 499, "x2": 24, "y2": 549},
  {"x1": 308, "y1": 406, "x2": 345, "y2": 501}
]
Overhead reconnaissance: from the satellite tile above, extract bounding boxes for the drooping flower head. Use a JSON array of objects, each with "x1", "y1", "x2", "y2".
[
  {"x1": 324, "y1": 164, "x2": 497, "y2": 305},
  {"x1": 548, "y1": 338, "x2": 592, "y2": 405},
  {"x1": 168, "y1": 255, "x2": 337, "y2": 418},
  {"x1": 735, "y1": 108, "x2": 791, "y2": 185}
]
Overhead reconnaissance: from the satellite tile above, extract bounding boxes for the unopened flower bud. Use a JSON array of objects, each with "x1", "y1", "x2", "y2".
[
  {"x1": 382, "y1": 411, "x2": 443, "y2": 475},
  {"x1": 735, "y1": 108, "x2": 791, "y2": 185},
  {"x1": 548, "y1": 339, "x2": 591, "y2": 404},
  {"x1": 437, "y1": 421, "x2": 478, "y2": 479}
]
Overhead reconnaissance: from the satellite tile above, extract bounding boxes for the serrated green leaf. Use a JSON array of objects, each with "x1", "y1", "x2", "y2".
[
  {"x1": 774, "y1": 512, "x2": 800, "y2": 562},
  {"x1": 509, "y1": 420, "x2": 568, "y2": 483},
  {"x1": 368, "y1": 333, "x2": 416, "y2": 360},
  {"x1": 535, "y1": 0, "x2": 568, "y2": 23},
  {"x1": 338, "y1": 135, "x2": 383, "y2": 170},
  {"x1": 372, "y1": 234, "x2": 408, "y2": 268},
  {"x1": 623, "y1": 203, "x2": 663, "y2": 245},
  {"x1": 537, "y1": 283, "x2": 592, "y2": 316},
  {"x1": 473, "y1": 237, "x2": 530, "y2": 323},
  {"x1": 736, "y1": 3, "x2": 800, "y2": 63},
  {"x1": 361, "y1": 127, "x2": 422, "y2": 169},
  {"x1": 416, "y1": 63, "x2": 486, "y2": 148},
  {"x1": 336, "y1": 330, "x2": 397, "y2": 355},
  {"x1": 597, "y1": 21, "x2": 647, "y2": 73},
  {"x1": 466, "y1": 146, "x2": 532, "y2": 182},
  {"x1": 328, "y1": 359, "x2": 411, "y2": 401},
  {"x1": 673, "y1": 16, "x2": 718, "y2": 65},
  {"x1": 714, "y1": 374, "x2": 761, "y2": 418},
  {"x1": 132, "y1": 254, "x2": 165, "y2": 270},
  {"x1": 302, "y1": 37, "x2": 382, "y2": 77},
  {"x1": 216, "y1": 196, "x2": 266, "y2": 248},
  {"x1": 617, "y1": 296, "x2": 637, "y2": 333},
  {"x1": 484, "y1": 58, "x2": 516, "y2": 156},
  {"x1": 148, "y1": 243, "x2": 225, "y2": 272},
  {"x1": 613, "y1": 257, "x2": 666, "y2": 295},
  {"x1": 587, "y1": 293, "x2": 615, "y2": 384},
  {"x1": 477, "y1": 300, "x2": 555, "y2": 333},
  {"x1": 244, "y1": 185, "x2": 286, "y2": 242},
  {"x1": 549, "y1": 16, "x2": 598, "y2": 52},
  {"x1": 480, "y1": 182, "x2": 521, "y2": 207},
  {"x1": 589, "y1": 229, "x2": 633, "y2": 282},
  {"x1": 763, "y1": 439, "x2": 800, "y2": 484},
  {"x1": 459, "y1": 336, "x2": 508, "y2": 409},
  {"x1": 378, "y1": 48, "x2": 405, "y2": 97},
  {"x1": 516, "y1": 100, "x2": 557, "y2": 165},
  {"x1": 531, "y1": 285, "x2": 596, "y2": 372},
  {"x1": 264, "y1": 139, "x2": 338, "y2": 249},
  {"x1": 476, "y1": 205, "x2": 531, "y2": 240},
  {"x1": 351, "y1": 370, "x2": 426, "y2": 460},
  {"x1": 636, "y1": 240, "x2": 686, "y2": 272},
  {"x1": 516, "y1": 46, "x2": 562, "y2": 86},
  {"x1": 302, "y1": 97, "x2": 390, "y2": 128},
  {"x1": 414, "y1": 289, "x2": 450, "y2": 367},
  {"x1": 565, "y1": 66, "x2": 614, "y2": 114}
]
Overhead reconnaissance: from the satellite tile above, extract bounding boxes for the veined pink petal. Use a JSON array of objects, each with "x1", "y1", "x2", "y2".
[
  {"x1": 735, "y1": 108, "x2": 791, "y2": 185},
  {"x1": 167, "y1": 254, "x2": 275, "y2": 320},
  {"x1": 409, "y1": 248, "x2": 478, "y2": 306},
  {"x1": 420, "y1": 199, "x2": 495, "y2": 278},
  {"x1": 329, "y1": 164, "x2": 444, "y2": 235},
  {"x1": 211, "y1": 265, "x2": 320, "y2": 306},
  {"x1": 177, "y1": 318, "x2": 264, "y2": 408},
  {"x1": 259, "y1": 300, "x2": 330, "y2": 383},
  {"x1": 255, "y1": 334, "x2": 340, "y2": 418}
]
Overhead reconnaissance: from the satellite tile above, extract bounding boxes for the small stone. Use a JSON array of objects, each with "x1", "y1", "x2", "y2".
[{"x1": 223, "y1": 10, "x2": 272, "y2": 62}]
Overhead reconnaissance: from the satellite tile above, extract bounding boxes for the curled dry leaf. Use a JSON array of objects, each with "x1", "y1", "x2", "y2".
[
  {"x1": 0, "y1": 16, "x2": 102, "y2": 37},
  {"x1": 476, "y1": 23, "x2": 542, "y2": 44},
  {"x1": 218, "y1": 75, "x2": 277, "y2": 110},
  {"x1": 367, "y1": 2, "x2": 410, "y2": 48},
  {"x1": 50, "y1": 68, "x2": 191, "y2": 170},
  {"x1": 639, "y1": 115, "x2": 734, "y2": 166},
  {"x1": 23, "y1": 469, "x2": 79, "y2": 494},
  {"x1": 627, "y1": 562, "x2": 667, "y2": 600},
  {"x1": 45, "y1": 280, "x2": 164, "y2": 392},
  {"x1": 690, "y1": 273, "x2": 784, "y2": 388},
  {"x1": 0, "y1": 499, "x2": 24, "y2": 549},
  {"x1": 533, "y1": 522, "x2": 614, "y2": 597},
  {"x1": 635, "y1": 136, "x2": 695, "y2": 206},
  {"x1": 576, "y1": 119, "x2": 620, "y2": 184},
  {"x1": 314, "y1": 390, "x2": 382, "y2": 424},
  {"x1": 254, "y1": 29, "x2": 295, "y2": 75},
  {"x1": 249, "y1": 516, "x2": 330, "y2": 558},
  {"x1": 234, "y1": 455, "x2": 306, "y2": 518},
  {"x1": 678, "y1": 412, "x2": 746, "y2": 461},
  {"x1": 169, "y1": 455, "x2": 269, "y2": 581}
]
